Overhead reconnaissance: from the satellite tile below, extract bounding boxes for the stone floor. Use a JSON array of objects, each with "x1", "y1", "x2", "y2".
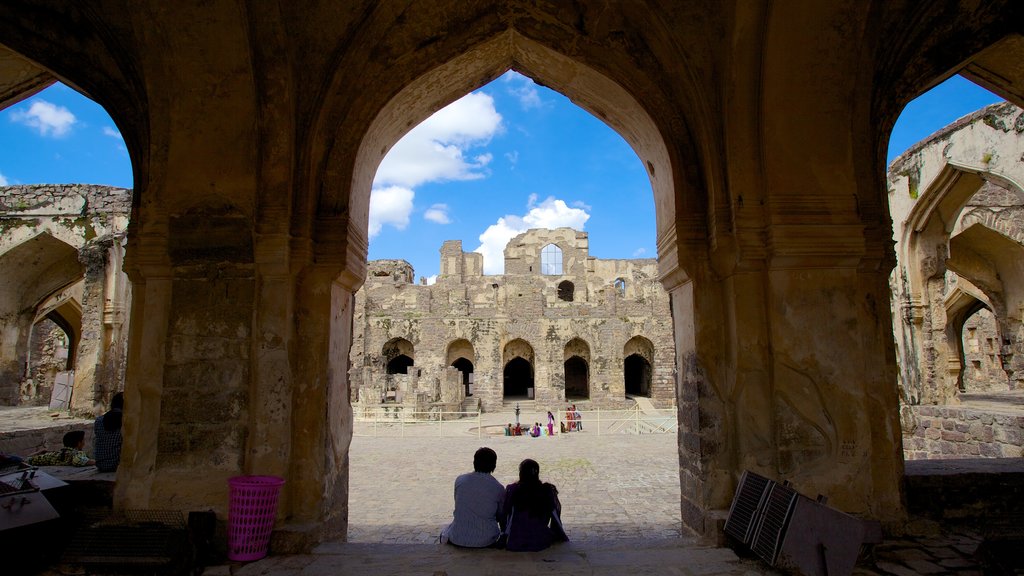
[{"x1": 2, "y1": 405, "x2": 1021, "y2": 575}]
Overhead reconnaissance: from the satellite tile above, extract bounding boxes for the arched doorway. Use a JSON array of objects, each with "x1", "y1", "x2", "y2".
[
  {"x1": 564, "y1": 357, "x2": 589, "y2": 400},
  {"x1": 623, "y1": 336, "x2": 654, "y2": 398},
  {"x1": 451, "y1": 357, "x2": 474, "y2": 396},
  {"x1": 563, "y1": 337, "x2": 591, "y2": 400},
  {"x1": 382, "y1": 337, "x2": 415, "y2": 375},
  {"x1": 959, "y1": 306, "x2": 1007, "y2": 393},
  {"x1": 446, "y1": 338, "x2": 476, "y2": 396},
  {"x1": 503, "y1": 357, "x2": 533, "y2": 398},
  {"x1": 624, "y1": 354, "x2": 652, "y2": 397}
]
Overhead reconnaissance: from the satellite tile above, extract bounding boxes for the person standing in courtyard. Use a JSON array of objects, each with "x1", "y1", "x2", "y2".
[
  {"x1": 501, "y1": 458, "x2": 568, "y2": 551},
  {"x1": 546, "y1": 411, "x2": 555, "y2": 436},
  {"x1": 440, "y1": 447, "x2": 505, "y2": 548},
  {"x1": 572, "y1": 404, "x2": 582, "y2": 431}
]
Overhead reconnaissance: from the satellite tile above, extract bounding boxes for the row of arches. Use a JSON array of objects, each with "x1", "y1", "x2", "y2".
[{"x1": 378, "y1": 335, "x2": 655, "y2": 401}]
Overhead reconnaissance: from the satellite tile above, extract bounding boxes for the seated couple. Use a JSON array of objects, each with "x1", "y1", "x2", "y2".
[{"x1": 440, "y1": 447, "x2": 568, "y2": 552}]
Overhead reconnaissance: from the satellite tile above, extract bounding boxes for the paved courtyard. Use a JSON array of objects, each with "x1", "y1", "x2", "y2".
[{"x1": 347, "y1": 411, "x2": 682, "y2": 544}]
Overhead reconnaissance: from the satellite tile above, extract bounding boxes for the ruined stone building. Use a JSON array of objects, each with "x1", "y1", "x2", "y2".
[
  {"x1": 889, "y1": 102, "x2": 1024, "y2": 406},
  {"x1": 2, "y1": 1, "x2": 1021, "y2": 549},
  {"x1": 888, "y1": 102, "x2": 1024, "y2": 461},
  {"x1": 350, "y1": 228, "x2": 675, "y2": 415},
  {"x1": 0, "y1": 184, "x2": 131, "y2": 413}
]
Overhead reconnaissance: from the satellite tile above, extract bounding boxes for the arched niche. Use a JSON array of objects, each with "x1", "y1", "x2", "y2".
[
  {"x1": 502, "y1": 338, "x2": 535, "y2": 399},
  {"x1": 447, "y1": 339, "x2": 476, "y2": 396},
  {"x1": 563, "y1": 338, "x2": 591, "y2": 400},
  {"x1": 382, "y1": 337, "x2": 415, "y2": 375},
  {"x1": 0, "y1": 233, "x2": 84, "y2": 405},
  {"x1": 624, "y1": 336, "x2": 655, "y2": 398}
]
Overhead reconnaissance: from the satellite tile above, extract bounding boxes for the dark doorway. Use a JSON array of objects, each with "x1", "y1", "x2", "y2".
[
  {"x1": 503, "y1": 357, "x2": 533, "y2": 398},
  {"x1": 452, "y1": 357, "x2": 474, "y2": 396},
  {"x1": 387, "y1": 355, "x2": 414, "y2": 375},
  {"x1": 564, "y1": 356, "x2": 589, "y2": 399},
  {"x1": 557, "y1": 281, "x2": 574, "y2": 302},
  {"x1": 624, "y1": 353, "x2": 651, "y2": 397}
]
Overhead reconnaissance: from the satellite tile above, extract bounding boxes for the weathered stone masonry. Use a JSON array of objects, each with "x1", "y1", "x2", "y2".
[
  {"x1": 350, "y1": 228, "x2": 676, "y2": 414},
  {"x1": 0, "y1": 184, "x2": 131, "y2": 414}
]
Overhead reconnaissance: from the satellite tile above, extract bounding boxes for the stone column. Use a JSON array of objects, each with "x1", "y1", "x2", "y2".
[
  {"x1": 115, "y1": 242, "x2": 172, "y2": 510},
  {"x1": 70, "y1": 236, "x2": 115, "y2": 415},
  {"x1": 283, "y1": 262, "x2": 357, "y2": 545}
]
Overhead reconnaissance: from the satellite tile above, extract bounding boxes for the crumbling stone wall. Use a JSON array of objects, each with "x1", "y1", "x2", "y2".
[
  {"x1": 903, "y1": 405, "x2": 1023, "y2": 459},
  {"x1": 0, "y1": 184, "x2": 131, "y2": 412},
  {"x1": 889, "y1": 102, "x2": 1024, "y2": 407},
  {"x1": 350, "y1": 228, "x2": 676, "y2": 414}
]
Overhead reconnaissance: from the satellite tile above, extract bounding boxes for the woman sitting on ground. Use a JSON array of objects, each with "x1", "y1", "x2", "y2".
[{"x1": 500, "y1": 459, "x2": 568, "y2": 551}]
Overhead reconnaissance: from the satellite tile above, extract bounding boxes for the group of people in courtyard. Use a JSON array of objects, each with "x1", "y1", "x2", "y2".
[
  {"x1": 503, "y1": 406, "x2": 583, "y2": 437},
  {"x1": 1, "y1": 392, "x2": 124, "y2": 472},
  {"x1": 440, "y1": 447, "x2": 569, "y2": 552}
]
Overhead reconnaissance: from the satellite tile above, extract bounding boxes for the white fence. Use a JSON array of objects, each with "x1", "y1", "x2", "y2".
[
  {"x1": 354, "y1": 410, "x2": 484, "y2": 438},
  {"x1": 352, "y1": 405, "x2": 677, "y2": 438}
]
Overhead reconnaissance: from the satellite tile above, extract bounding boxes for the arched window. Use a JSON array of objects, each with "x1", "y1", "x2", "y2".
[
  {"x1": 557, "y1": 280, "x2": 574, "y2": 302},
  {"x1": 614, "y1": 278, "x2": 626, "y2": 296},
  {"x1": 541, "y1": 244, "x2": 562, "y2": 275}
]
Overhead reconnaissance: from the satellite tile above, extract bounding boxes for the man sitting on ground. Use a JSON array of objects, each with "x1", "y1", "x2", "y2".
[
  {"x1": 440, "y1": 447, "x2": 505, "y2": 547},
  {"x1": 26, "y1": 430, "x2": 95, "y2": 467}
]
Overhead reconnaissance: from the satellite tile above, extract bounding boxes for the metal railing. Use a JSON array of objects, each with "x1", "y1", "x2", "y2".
[
  {"x1": 583, "y1": 405, "x2": 678, "y2": 435},
  {"x1": 351, "y1": 405, "x2": 678, "y2": 438},
  {"x1": 354, "y1": 410, "x2": 484, "y2": 438}
]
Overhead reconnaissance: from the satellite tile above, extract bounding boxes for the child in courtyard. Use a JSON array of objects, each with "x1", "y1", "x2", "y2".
[{"x1": 26, "y1": 430, "x2": 95, "y2": 467}]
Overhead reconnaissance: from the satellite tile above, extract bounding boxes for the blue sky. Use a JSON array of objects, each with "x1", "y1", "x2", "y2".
[{"x1": 0, "y1": 73, "x2": 1003, "y2": 280}]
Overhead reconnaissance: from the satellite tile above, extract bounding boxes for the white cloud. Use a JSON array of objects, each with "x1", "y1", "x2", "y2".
[
  {"x1": 373, "y1": 92, "x2": 502, "y2": 189},
  {"x1": 505, "y1": 150, "x2": 519, "y2": 167},
  {"x1": 632, "y1": 247, "x2": 647, "y2": 257},
  {"x1": 368, "y1": 185, "x2": 414, "y2": 238},
  {"x1": 502, "y1": 71, "x2": 542, "y2": 110},
  {"x1": 424, "y1": 203, "x2": 451, "y2": 224},
  {"x1": 425, "y1": 275, "x2": 438, "y2": 285},
  {"x1": 0, "y1": 172, "x2": 8, "y2": 186},
  {"x1": 10, "y1": 100, "x2": 77, "y2": 137},
  {"x1": 102, "y1": 126, "x2": 121, "y2": 138},
  {"x1": 474, "y1": 196, "x2": 591, "y2": 274}
]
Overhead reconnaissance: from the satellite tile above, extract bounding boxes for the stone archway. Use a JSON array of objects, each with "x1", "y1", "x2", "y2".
[
  {"x1": 383, "y1": 338, "x2": 414, "y2": 375},
  {"x1": 563, "y1": 338, "x2": 591, "y2": 400},
  {"x1": 446, "y1": 338, "x2": 476, "y2": 397},
  {"x1": 503, "y1": 339, "x2": 535, "y2": 399},
  {"x1": 8, "y1": 2, "x2": 1024, "y2": 548},
  {"x1": 0, "y1": 233, "x2": 83, "y2": 405},
  {"x1": 623, "y1": 336, "x2": 654, "y2": 398}
]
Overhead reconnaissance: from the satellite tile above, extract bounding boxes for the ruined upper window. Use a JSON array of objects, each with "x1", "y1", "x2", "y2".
[
  {"x1": 557, "y1": 280, "x2": 575, "y2": 302},
  {"x1": 541, "y1": 244, "x2": 562, "y2": 275},
  {"x1": 614, "y1": 278, "x2": 626, "y2": 296}
]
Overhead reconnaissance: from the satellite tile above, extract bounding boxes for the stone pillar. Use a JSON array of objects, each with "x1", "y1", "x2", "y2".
[
  {"x1": 70, "y1": 237, "x2": 115, "y2": 415},
  {"x1": 285, "y1": 263, "x2": 357, "y2": 544},
  {"x1": 662, "y1": 226, "x2": 906, "y2": 538},
  {"x1": 115, "y1": 243, "x2": 172, "y2": 510}
]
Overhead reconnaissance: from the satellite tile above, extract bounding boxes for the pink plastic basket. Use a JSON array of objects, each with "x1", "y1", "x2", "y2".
[{"x1": 227, "y1": 475, "x2": 285, "y2": 562}]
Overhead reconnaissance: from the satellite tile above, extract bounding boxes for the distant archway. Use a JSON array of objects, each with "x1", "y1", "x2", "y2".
[
  {"x1": 624, "y1": 336, "x2": 655, "y2": 397},
  {"x1": 451, "y1": 357, "x2": 474, "y2": 396},
  {"x1": 446, "y1": 339, "x2": 476, "y2": 395},
  {"x1": 382, "y1": 337, "x2": 414, "y2": 375},
  {"x1": 503, "y1": 357, "x2": 533, "y2": 398},
  {"x1": 564, "y1": 357, "x2": 589, "y2": 400}
]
